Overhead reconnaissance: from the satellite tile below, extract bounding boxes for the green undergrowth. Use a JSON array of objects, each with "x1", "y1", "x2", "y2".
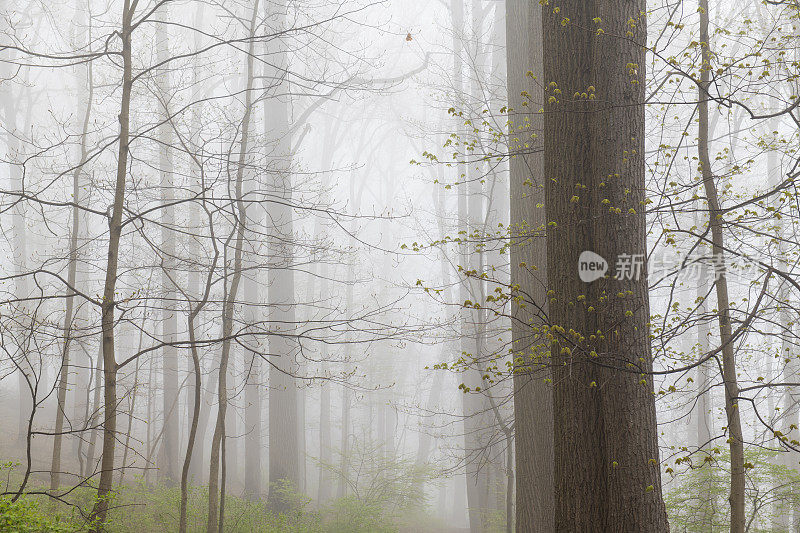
[{"x1": 0, "y1": 476, "x2": 439, "y2": 532}]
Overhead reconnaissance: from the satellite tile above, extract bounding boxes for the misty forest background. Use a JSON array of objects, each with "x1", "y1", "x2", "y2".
[{"x1": 0, "y1": 0, "x2": 798, "y2": 531}]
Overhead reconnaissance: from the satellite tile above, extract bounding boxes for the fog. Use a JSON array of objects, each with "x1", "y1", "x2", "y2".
[{"x1": 0, "y1": 0, "x2": 798, "y2": 531}]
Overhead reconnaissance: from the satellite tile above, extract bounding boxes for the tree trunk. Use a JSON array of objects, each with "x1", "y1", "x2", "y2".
[
  {"x1": 542, "y1": 1, "x2": 669, "y2": 530},
  {"x1": 450, "y1": 0, "x2": 488, "y2": 530},
  {"x1": 89, "y1": 1, "x2": 134, "y2": 527},
  {"x1": 696, "y1": 1, "x2": 745, "y2": 530},
  {"x1": 84, "y1": 344, "x2": 103, "y2": 479},
  {"x1": 186, "y1": 3, "x2": 209, "y2": 483},
  {"x1": 207, "y1": 3, "x2": 259, "y2": 529},
  {"x1": 179, "y1": 175, "x2": 217, "y2": 532},
  {"x1": 118, "y1": 333, "x2": 143, "y2": 486},
  {"x1": 50, "y1": 4, "x2": 93, "y2": 495},
  {"x1": 244, "y1": 347, "x2": 263, "y2": 498},
  {"x1": 336, "y1": 384, "x2": 350, "y2": 499},
  {"x1": 265, "y1": 0, "x2": 300, "y2": 507},
  {"x1": 2, "y1": 47, "x2": 32, "y2": 446},
  {"x1": 156, "y1": 6, "x2": 180, "y2": 486},
  {"x1": 318, "y1": 361, "x2": 332, "y2": 503},
  {"x1": 506, "y1": 0, "x2": 554, "y2": 530}
]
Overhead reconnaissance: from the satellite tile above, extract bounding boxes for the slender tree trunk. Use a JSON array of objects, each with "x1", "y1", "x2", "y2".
[
  {"x1": 315, "y1": 126, "x2": 339, "y2": 505},
  {"x1": 450, "y1": 0, "x2": 487, "y2": 530},
  {"x1": 145, "y1": 352, "x2": 153, "y2": 486},
  {"x1": 219, "y1": 432, "x2": 227, "y2": 533},
  {"x1": 186, "y1": 3, "x2": 208, "y2": 483},
  {"x1": 89, "y1": 1, "x2": 134, "y2": 527},
  {"x1": 74, "y1": 345, "x2": 90, "y2": 476},
  {"x1": 243, "y1": 353, "x2": 263, "y2": 497},
  {"x1": 297, "y1": 374, "x2": 306, "y2": 493},
  {"x1": 51, "y1": 38, "x2": 93, "y2": 496},
  {"x1": 694, "y1": 211, "x2": 714, "y2": 532},
  {"x1": 180, "y1": 214, "x2": 218, "y2": 533},
  {"x1": 243, "y1": 101, "x2": 264, "y2": 498},
  {"x1": 85, "y1": 344, "x2": 103, "y2": 479},
  {"x1": 318, "y1": 357, "x2": 332, "y2": 503},
  {"x1": 772, "y1": 130, "x2": 800, "y2": 532},
  {"x1": 179, "y1": 314, "x2": 203, "y2": 533},
  {"x1": 336, "y1": 384, "x2": 350, "y2": 499},
  {"x1": 542, "y1": 0, "x2": 669, "y2": 529},
  {"x1": 696, "y1": 1, "x2": 745, "y2": 530},
  {"x1": 118, "y1": 319, "x2": 146, "y2": 486},
  {"x1": 207, "y1": 4, "x2": 259, "y2": 529}
]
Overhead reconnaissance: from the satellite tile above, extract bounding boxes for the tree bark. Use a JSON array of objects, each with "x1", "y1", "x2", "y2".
[
  {"x1": 89, "y1": 0, "x2": 134, "y2": 527},
  {"x1": 696, "y1": 1, "x2": 745, "y2": 530},
  {"x1": 542, "y1": 1, "x2": 669, "y2": 530},
  {"x1": 506, "y1": 0, "x2": 554, "y2": 530}
]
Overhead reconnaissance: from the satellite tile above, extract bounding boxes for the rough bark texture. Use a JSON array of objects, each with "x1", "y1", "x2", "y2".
[
  {"x1": 542, "y1": 1, "x2": 670, "y2": 530},
  {"x1": 506, "y1": 0, "x2": 554, "y2": 531}
]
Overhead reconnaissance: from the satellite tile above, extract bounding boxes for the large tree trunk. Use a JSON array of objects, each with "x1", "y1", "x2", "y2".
[
  {"x1": 542, "y1": 1, "x2": 669, "y2": 530},
  {"x1": 505, "y1": 0, "x2": 554, "y2": 531},
  {"x1": 89, "y1": 0, "x2": 134, "y2": 527},
  {"x1": 1, "y1": 41, "x2": 32, "y2": 446},
  {"x1": 266, "y1": 0, "x2": 300, "y2": 507}
]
